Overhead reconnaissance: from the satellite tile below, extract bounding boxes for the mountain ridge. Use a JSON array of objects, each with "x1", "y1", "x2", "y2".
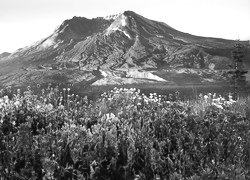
[
  {"x1": 0, "y1": 52, "x2": 11, "y2": 59},
  {"x1": 0, "y1": 10, "x2": 249, "y2": 89}
]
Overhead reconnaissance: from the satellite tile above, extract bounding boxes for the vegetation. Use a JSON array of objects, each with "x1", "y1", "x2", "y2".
[
  {"x1": 228, "y1": 40, "x2": 248, "y2": 99},
  {"x1": 0, "y1": 85, "x2": 250, "y2": 180}
]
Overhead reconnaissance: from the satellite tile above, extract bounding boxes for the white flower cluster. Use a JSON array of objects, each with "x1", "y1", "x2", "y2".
[
  {"x1": 0, "y1": 93, "x2": 55, "y2": 115},
  {"x1": 200, "y1": 93, "x2": 236, "y2": 110},
  {"x1": 100, "y1": 87, "x2": 171, "y2": 109},
  {"x1": 0, "y1": 95, "x2": 21, "y2": 111}
]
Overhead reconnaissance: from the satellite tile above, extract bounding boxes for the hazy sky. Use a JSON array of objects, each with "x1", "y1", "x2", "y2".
[{"x1": 0, "y1": 0, "x2": 250, "y2": 53}]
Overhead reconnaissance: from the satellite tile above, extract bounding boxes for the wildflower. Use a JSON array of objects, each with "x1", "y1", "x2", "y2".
[
  {"x1": 17, "y1": 89, "x2": 21, "y2": 94},
  {"x1": 204, "y1": 95, "x2": 209, "y2": 102},
  {"x1": 59, "y1": 105, "x2": 64, "y2": 110},
  {"x1": 229, "y1": 94, "x2": 233, "y2": 101},
  {"x1": 46, "y1": 103, "x2": 53, "y2": 111},
  {"x1": 212, "y1": 103, "x2": 223, "y2": 109},
  {"x1": 3, "y1": 96, "x2": 9, "y2": 104},
  {"x1": 14, "y1": 101, "x2": 21, "y2": 107},
  {"x1": 110, "y1": 113, "x2": 115, "y2": 119},
  {"x1": 35, "y1": 104, "x2": 42, "y2": 111},
  {"x1": 134, "y1": 175, "x2": 141, "y2": 180},
  {"x1": 130, "y1": 88, "x2": 136, "y2": 92},
  {"x1": 229, "y1": 98, "x2": 236, "y2": 103}
]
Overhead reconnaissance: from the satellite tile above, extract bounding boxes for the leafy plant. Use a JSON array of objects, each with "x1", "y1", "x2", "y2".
[{"x1": 0, "y1": 86, "x2": 249, "y2": 179}]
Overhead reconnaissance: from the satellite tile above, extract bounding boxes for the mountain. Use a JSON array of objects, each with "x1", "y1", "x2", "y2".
[
  {"x1": 0, "y1": 11, "x2": 249, "y2": 94},
  {"x1": 0, "y1": 52, "x2": 11, "y2": 59}
]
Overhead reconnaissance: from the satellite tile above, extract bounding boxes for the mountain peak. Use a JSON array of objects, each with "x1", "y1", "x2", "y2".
[
  {"x1": 100, "y1": 10, "x2": 138, "y2": 21},
  {"x1": 103, "y1": 13, "x2": 122, "y2": 20},
  {"x1": 123, "y1": 10, "x2": 137, "y2": 16}
]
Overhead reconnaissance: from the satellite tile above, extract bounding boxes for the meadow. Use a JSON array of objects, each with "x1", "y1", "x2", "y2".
[{"x1": 0, "y1": 85, "x2": 250, "y2": 180}]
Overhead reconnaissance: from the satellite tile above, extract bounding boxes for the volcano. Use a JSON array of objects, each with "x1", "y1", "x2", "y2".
[{"x1": 0, "y1": 11, "x2": 249, "y2": 93}]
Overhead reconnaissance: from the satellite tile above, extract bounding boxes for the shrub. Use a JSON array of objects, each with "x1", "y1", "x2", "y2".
[{"x1": 0, "y1": 86, "x2": 249, "y2": 179}]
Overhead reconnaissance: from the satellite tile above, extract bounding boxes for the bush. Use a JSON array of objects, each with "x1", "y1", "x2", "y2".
[{"x1": 0, "y1": 86, "x2": 250, "y2": 180}]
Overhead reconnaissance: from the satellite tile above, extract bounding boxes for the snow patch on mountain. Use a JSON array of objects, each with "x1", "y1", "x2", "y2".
[
  {"x1": 173, "y1": 37, "x2": 189, "y2": 43},
  {"x1": 106, "y1": 14, "x2": 130, "y2": 38},
  {"x1": 108, "y1": 28, "x2": 131, "y2": 39},
  {"x1": 126, "y1": 69, "x2": 166, "y2": 82},
  {"x1": 93, "y1": 69, "x2": 167, "y2": 86},
  {"x1": 120, "y1": 15, "x2": 127, "y2": 26},
  {"x1": 41, "y1": 34, "x2": 59, "y2": 48},
  {"x1": 41, "y1": 39, "x2": 55, "y2": 48},
  {"x1": 92, "y1": 76, "x2": 162, "y2": 86},
  {"x1": 100, "y1": 70, "x2": 108, "y2": 77},
  {"x1": 123, "y1": 31, "x2": 131, "y2": 39},
  {"x1": 156, "y1": 35, "x2": 164, "y2": 38},
  {"x1": 103, "y1": 13, "x2": 121, "y2": 20}
]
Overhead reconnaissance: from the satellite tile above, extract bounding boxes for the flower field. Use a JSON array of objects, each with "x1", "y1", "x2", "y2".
[{"x1": 0, "y1": 85, "x2": 250, "y2": 180}]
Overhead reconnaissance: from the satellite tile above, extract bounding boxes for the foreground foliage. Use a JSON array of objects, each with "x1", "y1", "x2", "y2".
[{"x1": 0, "y1": 86, "x2": 250, "y2": 180}]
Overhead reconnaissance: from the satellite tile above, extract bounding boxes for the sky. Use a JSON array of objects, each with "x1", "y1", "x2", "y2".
[{"x1": 0, "y1": 0, "x2": 250, "y2": 53}]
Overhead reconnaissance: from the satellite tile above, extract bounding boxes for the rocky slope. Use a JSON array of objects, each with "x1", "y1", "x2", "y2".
[
  {"x1": 0, "y1": 11, "x2": 249, "y2": 89},
  {"x1": 0, "y1": 52, "x2": 11, "y2": 60}
]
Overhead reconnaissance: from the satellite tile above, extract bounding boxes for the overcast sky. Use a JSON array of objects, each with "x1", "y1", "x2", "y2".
[{"x1": 0, "y1": 0, "x2": 250, "y2": 53}]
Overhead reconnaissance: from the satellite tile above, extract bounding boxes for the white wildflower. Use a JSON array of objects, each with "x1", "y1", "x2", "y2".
[
  {"x1": 110, "y1": 113, "x2": 115, "y2": 119},
  {"x1": 46, "y1": 103, "x2": 53, "y2": 111},
  {"x1": 204, "y1": 95, "x2": 208, "y2": 99},
  {"x1": 14, "y1": 101, "x2": 21, "y2": 107}
]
